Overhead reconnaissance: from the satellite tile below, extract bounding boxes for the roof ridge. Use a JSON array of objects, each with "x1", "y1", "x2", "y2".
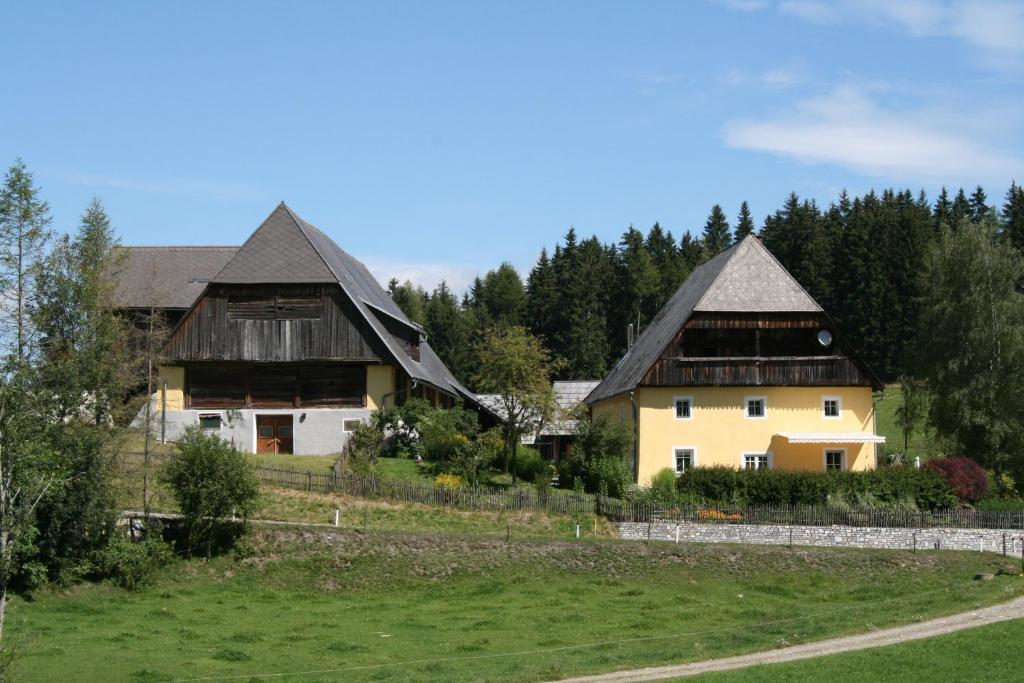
[
  {"x1": 690, "y1": 238, "x2": 747, "y2": 311},
  {"x1": 279, "y1": 203, "x2": 344, "y2": 283}
]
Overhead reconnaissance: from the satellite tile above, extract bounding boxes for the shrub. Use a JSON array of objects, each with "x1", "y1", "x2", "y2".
[
  {"x1": 164, "y1": 427, "x2": 260, "y2": 558},
  {"x1": 924, "y1": 456, "x2": 990, "y2": 503},
  {"x1": 418, "y1": 406, "x2": 478, "y2": 460},
  {"x1": 677, "y1": 464, "x2": 957, "y2": 510},
  {"x1": 976, "y1": 496, "x2": 1024, "y2": 512},
  {"x1": 99, "y1": 528, "x2": 174, "y2": 590},
  {"x1": 650, "y1": 468, "x2": 679, "y2": 506},
  {"x1": 33, "y1": 425, "x2": 116, "y2": 581},
  {"x1": 512, "y1": 446, "x2": 547, "y2": 482},
  {"x1": 433, "y1": 472, "x2": 465, "y2": 489},
  {"x1": 451, "y1": 428, "x2": 503, "y2": 486},
  {"x1": 560, "y1": 411, "x2": 634, "y2": 497}
]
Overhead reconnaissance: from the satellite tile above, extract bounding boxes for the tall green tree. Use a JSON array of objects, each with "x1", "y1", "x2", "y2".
[
  {"x1": 645, "y1": 222, "x2": 686, "y2": 312},
  {"x1": 525, "y1": 248, "x2": 558, "y2": 347},
  {"x1": 0, "y1": 159, "x2": 52, "y2": 360},
  {"x1": 424, "y1": 281, "x2": 468, "y2": 380},
  {"x1": 933, "y1": 187, "x2": 952, "y2": 233},
  {"x1": 1000, "y1": 181, "x2": 1024, "y2": 251},
  {"x1": 34, "y1": 199, "x2": 129, "y2": 424},
  {"x1": 701, "y1": 204, "x2": 731, "y2": 255},
  {"x1": 472, "y1": 327, "x2": 557, "y2": 483},
  {"x1": 733, "y1": 201, "x2": 755, "y2": 242},
  {"x1": 477, "y1": 262, "x2": 526, "y2": 328},
  {"x1": 950, "y1": 188, "x2": 971, "y2": 228},
  {"x1": 386, "y1": 278, "x2": 427, "y2": 325},
  {"x1": 915, "y1": 223, "x2": 1024, "y2": 486},
  {"x1": 969, "y1": 185, "x2": 991, "y2": 225},
  {"x1": 611, "y1": 226, "x2": 659, "y2": 359}
]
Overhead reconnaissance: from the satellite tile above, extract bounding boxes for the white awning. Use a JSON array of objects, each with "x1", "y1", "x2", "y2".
[{"x1": 777, "y1": 432, "x2": 886, "y2": 444}]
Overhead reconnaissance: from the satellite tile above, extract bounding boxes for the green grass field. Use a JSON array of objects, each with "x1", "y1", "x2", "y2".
[
  {"x1": 110, "y1": 456, "x2": 611, "y2": 541},
  {"x1": 699, "y1": 616, "x2": 1024, "y2": 682},
  {"x1": 874, "y1": 385, "x2": 944, "y2": 461},
  {"x1": 8, "y1": 529, "x2": 1021, "y2": 682}
]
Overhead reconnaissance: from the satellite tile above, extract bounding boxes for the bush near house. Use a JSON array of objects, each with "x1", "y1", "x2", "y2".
[
  {"x1": 675, "y1": 466, "x2": 958, "y2": 510},
  {"x1": 923, "y1": 456, "x2": 990, "y2": 503},
  {"x1": 164, "y1": 427, "x2": 260, "y2": 558}
]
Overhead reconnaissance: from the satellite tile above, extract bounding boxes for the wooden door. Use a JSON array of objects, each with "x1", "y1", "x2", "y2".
[{"x1": 256, "y1": 415, "x2": 293, "y2": 454}]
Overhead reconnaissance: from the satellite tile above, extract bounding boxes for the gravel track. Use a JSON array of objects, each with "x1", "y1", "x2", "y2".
[{"x1": 552, "y1": 595, "x2": 1024, "y2": 682}]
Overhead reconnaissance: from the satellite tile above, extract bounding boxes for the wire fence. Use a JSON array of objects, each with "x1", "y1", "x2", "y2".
[
  {"x1": 599, "y1": 499, "x2": 1024, "y2": 530},
  {"x1": 110, "y1": 451, "x2": 1024, "y2": 530}
]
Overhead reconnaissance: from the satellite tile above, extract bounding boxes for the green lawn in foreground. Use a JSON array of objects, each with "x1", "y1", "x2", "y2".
[
  {"x1": 698, "y1": 615, "x2": 1024, "y2": 682},
  {"x1": 8, "y1": 530, "x2": 1021, "y2": 682}
]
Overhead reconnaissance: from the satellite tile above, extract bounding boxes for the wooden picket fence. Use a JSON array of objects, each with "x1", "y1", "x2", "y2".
[
  {"x1": 111, "y1": 451, "x2": 1024, "y2": 529},
  {"x1": 111, "y1": 451, "x2": 601, "y2": 517}
]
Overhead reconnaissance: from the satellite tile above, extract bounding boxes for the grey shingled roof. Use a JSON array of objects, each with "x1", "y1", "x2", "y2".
[
  {"x1": 585, "y1": 235, "x2": 823, "y2": 404},
  {"x1": 695, "y1": 236, "x2": 821, "y2": 313},
  {"x1": 203, "y1": 203, "x2": 467, "y2": 402},
  {"x1": 112, "y1": 246, "x2": 238, "y2": 309},
  {"x1": 476, "y1": 380, "x2": 601, "y2": 436}
]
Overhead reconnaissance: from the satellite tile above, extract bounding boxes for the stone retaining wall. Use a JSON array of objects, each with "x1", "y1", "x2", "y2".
[{"x1": 618, "y1": 521, "x2": 1024, "y2": 555}]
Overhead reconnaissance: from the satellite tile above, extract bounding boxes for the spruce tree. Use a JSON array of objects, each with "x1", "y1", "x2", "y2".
[
  {"x1": 1000, "y1": 181, "x2": 1024, "y2": 251},
  {"x1": 951, "y1": 188, "x2": 971, "y2": 228},
  {"x1": 679, "y1": 232, "x2": 706, "y2": 271},
  {"x1": 969, "y1": 185, "x2": 990, "y2": 225},
  {"x1": 424, "y1": 281, "x2": 468, "y2": 380},
  {"x1": 386, "y1": 278, "x2": 427, "y2": 324},
  {"x1": 933, "y1": 187, "x2": 952, "y2": 232},
  {"x1": 701, "y1": 204, "x2": 731, "y2": 255},
  {"x1": 610, "y1": 227, "x2": 659, "y2": 360},
  {"x1": 525, "y1": 248, "x2": 558, "y2": 347},
  {"x1": 477, "y1": 262, "x2": 526, "y2": 328},
  {"x1": 733, "y1": 201, "x2": 755, "y2": 242},
  {"x1": 645, "y1": 222, "x2": 685, "y2": 313}
]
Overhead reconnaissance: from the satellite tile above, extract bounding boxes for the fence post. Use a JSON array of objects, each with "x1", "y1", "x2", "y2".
[
  {"x1": 334, "y1": 508, "x2": 340, "y2": 527},
  {"x1": 506, "y1": 522, "x2": 511, "y2": 544},
  {"x1": 1003, "y1": 533, "x2": 1007, "y2": 556},
  {"x1": 306, "y1": 470, "x2": 312, "y2": 492}
]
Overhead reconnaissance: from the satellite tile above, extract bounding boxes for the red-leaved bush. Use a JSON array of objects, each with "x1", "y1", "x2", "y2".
[{"x1": 923, "y1": 456, "x2": 989, "y2": 503}]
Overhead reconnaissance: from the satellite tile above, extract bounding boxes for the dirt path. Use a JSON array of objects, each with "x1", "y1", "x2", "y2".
[{"x1": 552, "y1": 595, "x2": 1024, "y2": 682}]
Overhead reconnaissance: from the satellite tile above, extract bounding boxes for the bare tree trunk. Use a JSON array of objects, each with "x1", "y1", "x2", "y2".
[{"x1": 142, "y1": 304, "x2": 154, "y2": 519}]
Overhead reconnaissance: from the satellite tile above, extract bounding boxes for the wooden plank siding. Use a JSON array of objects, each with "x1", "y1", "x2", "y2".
[
  {"x1": 642, "y1": 312, "x2": 872, "y2": 387},
  {"x1": 165, "y1": 284, "x2": 388, "y2": 362}
]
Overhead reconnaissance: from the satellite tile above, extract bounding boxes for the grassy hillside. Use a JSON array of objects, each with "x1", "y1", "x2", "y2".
[
  {"x1": 700, "y1": 614, "x2": 1024, "y2": 682},
  {"x1": 9, "y1": 528, "x2": 1021, "y2": 682},
  {"x1": 874, "y1": 385, "x2": 944, "y2": 461}
]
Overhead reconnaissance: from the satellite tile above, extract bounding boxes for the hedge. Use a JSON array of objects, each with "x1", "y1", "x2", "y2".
[{"x1": 676, "y1": 465, "x2": 958, "y2": 510}]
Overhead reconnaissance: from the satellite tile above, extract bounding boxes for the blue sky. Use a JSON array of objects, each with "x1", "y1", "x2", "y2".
[{"x1": 2, "y1": 0, "x2": 1022, "y2": 291}]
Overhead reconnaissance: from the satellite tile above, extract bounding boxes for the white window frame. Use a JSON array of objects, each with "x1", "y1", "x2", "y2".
[
  {"x1": 342, "y1": 418, "x2": 364, "y2": 433},
  {"x1": 198, "y1": 412, "x2": 224, "y2": 432},
  {"x1": 741, "y1": 452, "x2": 773, "y2": 470},
  {"x1": 824, "y1": 448, "x2": 847, "y2": 472},
  {"x1": 673, "y1": 395, "x2": 694, "y2": 421},
  {"x1": 744, "y1": 395, "x2": 768, "y2": 420},
  {"x1": 822, "y1": 395, "x2": 842, "y2": 420},
  {"x1": 673, "y1": 446, "x2": 697, "y2": 476}
]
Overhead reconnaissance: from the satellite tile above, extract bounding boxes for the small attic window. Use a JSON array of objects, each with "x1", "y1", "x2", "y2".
[{"x1": 228, "y1": 295, "x2": 321, "y2": 320}]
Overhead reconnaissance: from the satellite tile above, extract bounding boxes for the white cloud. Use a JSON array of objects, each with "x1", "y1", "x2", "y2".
[
  {"x1": 721, "y1": 0, "x2": 1024, "y2": 68},
  {"x1": 364, "y1": 259, "x2": 482, "y2": 295},
  {"x1": 722, "y1": 86, "x2": 1022, "y2": 184},
  {"x1": 47, "y1": 170, "x2": 258, "y2": 201}
]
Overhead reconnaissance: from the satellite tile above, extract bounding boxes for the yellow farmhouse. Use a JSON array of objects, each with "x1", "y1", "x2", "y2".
[{"x1": 585, "y1": 235, "x2": 885, "y2": 485}]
